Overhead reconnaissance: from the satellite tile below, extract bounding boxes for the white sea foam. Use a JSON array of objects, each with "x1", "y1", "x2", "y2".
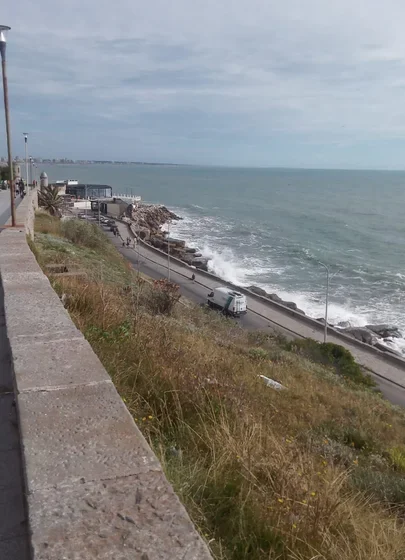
[{"x1": 166, "y1": 206, "x2": 405, "y2": 354}]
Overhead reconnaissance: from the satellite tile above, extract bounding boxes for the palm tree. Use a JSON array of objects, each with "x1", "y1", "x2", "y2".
[{"x1": 38, "y1": 185, "x2": 63, "y2": 217}]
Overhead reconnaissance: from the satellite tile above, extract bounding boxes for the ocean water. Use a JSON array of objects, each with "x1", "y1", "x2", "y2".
[{"x1": 46, "y1": 164, "x2": 405, "y2": 352}]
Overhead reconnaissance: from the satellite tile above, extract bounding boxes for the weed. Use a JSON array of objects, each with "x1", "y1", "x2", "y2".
[
  {"x1": 284, "y1": 339, "x2": 376, "y2": 388},
  {"x1": 248, "y1": 347, "x2": 268, "y2": 361},
  {"x1": 388, "y1": 446, "x2": 405, "y2": 472},
  {"x1": 31, "y1": 215, "x2": 405, "y2": 560}
]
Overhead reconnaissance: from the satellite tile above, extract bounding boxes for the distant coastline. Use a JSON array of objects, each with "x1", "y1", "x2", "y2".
[{"x1": 1, "y1": 160, "x2": 185, "y2": 167}]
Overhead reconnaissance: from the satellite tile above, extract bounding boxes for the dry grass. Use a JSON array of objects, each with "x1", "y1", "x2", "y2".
[{"x1": 34, "y1": 213, "x2": 405, "y2": 560}]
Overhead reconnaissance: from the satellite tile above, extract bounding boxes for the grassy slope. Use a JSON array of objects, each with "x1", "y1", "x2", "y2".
[{"x1": 34, "y1": 213, "x2": 405, "y2": 560}]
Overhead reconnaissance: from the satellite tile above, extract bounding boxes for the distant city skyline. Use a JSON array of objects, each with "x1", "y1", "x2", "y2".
[{"x1": 4, "y1": 1, "x2": 405, "y2": 169}]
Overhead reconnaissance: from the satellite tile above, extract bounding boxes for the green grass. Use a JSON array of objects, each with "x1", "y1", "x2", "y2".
[
  {"x1": 32, "y1": 212, "x2": 405, "y2": 560},
  {"x1": 283, "y1": 338, "x2": 376, "y2": 388}
]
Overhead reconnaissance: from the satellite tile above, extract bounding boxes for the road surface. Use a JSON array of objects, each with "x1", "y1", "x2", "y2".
[
  {"x1": 0, "y1": 191, "x2": 22, "y2": 228},
  {"x1": 105, "y1": 222, "x2": 405, "y2": 406}
]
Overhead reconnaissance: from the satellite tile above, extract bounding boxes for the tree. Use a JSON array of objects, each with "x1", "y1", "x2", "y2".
[
  {"x1": 0, "y1": 166, "x2": 10, "y2": 181},
  {"x1": 38, "y1": 185, "x2": 63, "y2": 217}
]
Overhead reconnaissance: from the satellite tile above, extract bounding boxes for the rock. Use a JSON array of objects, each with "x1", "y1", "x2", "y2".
[
  {"x1": 284, "y1": 301, "x2": 298, "y2": 310},
  {"x1": 365, "y1": 324, "x2": 402, "y2": 339},
  {"x1": 267, "y1": 293, "x2": 283, "y2": 304},
  {"x1": 124, "y1": 203, "x2": 181, "y2": 235},
  {"x1": 374, "y1": 341, "x2": 403, "y2": 356},
  {"x1": 259, "y1": 375, "x2": 286, "y2": 390},
  {"x1": 295, "y1": 307, "x2": 306, "y2": 315},
  {"x1": 248, "y1": 286, "x2": 268, "y2": 297},
  {"x1": 341, "y1": 327, "x2": 378, "y2": 346},
  {"x1": 337, "y1": 321, "x2": 352, "y2": 329}
]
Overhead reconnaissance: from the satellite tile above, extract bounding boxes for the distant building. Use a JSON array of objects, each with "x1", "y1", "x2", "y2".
[
  {"x1": 98, "y1": 197, "x2": 129, "y2": 218},
  {"x1": 65, "y1": 183, "x2": 113, "y2": 199}
]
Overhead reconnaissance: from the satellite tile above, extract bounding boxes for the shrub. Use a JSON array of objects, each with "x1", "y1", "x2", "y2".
[
  {"x1": 351, "y1": 468, "x2": 405, "y2": 508},
  {"x1": 148, "y1": 279, "x2": 181, "y2": 315},
  {"x1": 284, "y1": 339, "x2": 376, "y2": 387},
  {"x1": 388, "y1": 446, "x2": 405, "y2": 472},
  {"x1": 248, "y1": 347, "x2": 268, "y2": 361},
  {"x1": 61, "y1": 219, "x2": 109, "y2": 251}
]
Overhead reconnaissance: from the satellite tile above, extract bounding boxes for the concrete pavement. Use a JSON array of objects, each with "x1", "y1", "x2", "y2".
[
  {"x1": 0, "y1": 277, "x2": 31, "y2": 559},
  {"x1": 109, "y1": 221, "x2": 405, "y2": 406}
]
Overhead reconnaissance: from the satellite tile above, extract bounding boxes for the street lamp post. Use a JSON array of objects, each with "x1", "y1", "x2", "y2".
[
  {"x1": 23, "y1": 133, "x2": 29, "y2": 189},
  {"x1": 29, "y1": 157, "x2": 33, "y2": 189},
  {"x1": 319, "y1": 262, "x2": 330, "y2": 343},
  {"x1": 0, "y1": 25, "x2": 16, "y2": 226},
  {"x1": 167, "y1": 221, "x2": 171, "y2": 281}
]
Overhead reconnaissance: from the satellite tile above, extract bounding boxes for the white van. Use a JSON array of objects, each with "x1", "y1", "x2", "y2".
[{"x1": 207, "y1": 286, "x2": 247, "y2": 317}]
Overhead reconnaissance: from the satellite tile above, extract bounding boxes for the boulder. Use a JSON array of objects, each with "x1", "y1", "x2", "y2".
[
  {"x1": 295, "y1": 307, "x2": 306, "y2": 315},
  {"x1": 341, "y1": 327, "x2": 378, "y2": 346},
  {"x1": 374, "y1": 342, "x2": 403, "y2": 356},
  {"x1": 316, "y1": 317, "x2": 333, "y2": 325},
  {"x1": 267, "y1": 293, "x2": 283, "y2": 304},
  {"x1": 337, "y1": 321, "x2": 352, "y2": 329},
  {"x1": 284, "y1": 301, "x2": 298, "y2": 311},
  {"x1": 124, "y1": 203, "x2": 181, "y2": 235},
  {"x1": 248, "y1": 286, "x2": 268, "y2": 297},
  {"x1": 365, "y1": 324, "x2": 402, "y2": 339}
]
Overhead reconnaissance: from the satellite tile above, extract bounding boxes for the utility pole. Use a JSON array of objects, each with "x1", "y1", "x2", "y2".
[
  {"x1": 23, "y1": 133, "x2": 29, "y2": 189},
  {"x1": 0, "y1": 25, "x2": 16, "y2": 226},
  {"x1": 319, "y1": 262, "x2": 330, "y2": 343}
]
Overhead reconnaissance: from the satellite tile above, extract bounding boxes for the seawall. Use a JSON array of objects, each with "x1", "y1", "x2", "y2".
[{"x1": 0, "y1": 194, "x2": 212, "y2": 559}]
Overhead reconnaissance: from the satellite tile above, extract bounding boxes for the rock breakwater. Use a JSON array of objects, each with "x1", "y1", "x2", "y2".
[{"x1": 123, "y1": 203, "x2": 209, "y2": 271}]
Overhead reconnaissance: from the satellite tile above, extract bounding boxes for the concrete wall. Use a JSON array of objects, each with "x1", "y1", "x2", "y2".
[{"x1": 0, "y1": 200, "x2": 212, "y2": 559}]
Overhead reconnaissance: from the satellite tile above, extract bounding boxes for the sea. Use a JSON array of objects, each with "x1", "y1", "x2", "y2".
[{"x1": 46, "y1": 164, "x2": 405, "y2": 353}]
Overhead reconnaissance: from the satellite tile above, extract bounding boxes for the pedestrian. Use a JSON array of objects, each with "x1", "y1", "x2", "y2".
[{"x1": 191, "y1": 273, "x2": 195, "y2": 281}]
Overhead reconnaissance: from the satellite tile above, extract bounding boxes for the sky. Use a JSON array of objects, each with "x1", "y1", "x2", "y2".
[{"x1": 2, "y1": 0, "x2": 405, "y2": 168}]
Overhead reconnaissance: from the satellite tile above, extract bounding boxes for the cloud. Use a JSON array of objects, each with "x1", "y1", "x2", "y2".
[{"x1": 2, "y1": 0, "x2": 405, "y2": 166}]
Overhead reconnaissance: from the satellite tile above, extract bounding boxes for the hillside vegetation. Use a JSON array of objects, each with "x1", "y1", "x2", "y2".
[{"x1": 33, "y1": 212, "x2": 405, "y2": 560}]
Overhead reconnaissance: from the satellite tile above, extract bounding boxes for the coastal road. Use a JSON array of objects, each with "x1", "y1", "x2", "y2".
[{"x1": 106, "y1": 223, "x2": 405, "y2": 406}]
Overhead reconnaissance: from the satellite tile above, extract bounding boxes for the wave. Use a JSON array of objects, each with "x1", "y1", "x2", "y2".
[{"x1": 167, "y1": 205, "x2": 405, "y2": 353}]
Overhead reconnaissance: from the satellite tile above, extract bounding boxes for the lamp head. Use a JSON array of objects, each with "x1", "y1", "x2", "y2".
[{"x1": 0, "y1": 25, "x2": 11, "y2": 44}]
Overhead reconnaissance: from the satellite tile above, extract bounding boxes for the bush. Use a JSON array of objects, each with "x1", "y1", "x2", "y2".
[
  {"x1": 248, "y1": 348, "x2": 268, "y2": 361},
  {"x1": 148, "y1": 279, "x2": 181, "y2": 315},
  {"x1": 351, "y1": 468, "x2": 405, "y2": 508},
  {"x1": 388, "y1": 446, "x2": 405, "y2": 472},
  {"x1": 61, "y1": 219, "x2": 109, "y2": 251},
  {"x1": 284, "y1": 339, "x2": 376, "y2": 387}
]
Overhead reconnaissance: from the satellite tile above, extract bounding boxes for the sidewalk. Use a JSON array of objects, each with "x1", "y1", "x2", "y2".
[{"x1": 0, "y1": 279, "x2": 30, "y2": 558}]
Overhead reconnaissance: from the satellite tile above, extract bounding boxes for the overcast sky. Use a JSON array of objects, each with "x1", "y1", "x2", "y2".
[{"x1": 2, "y1": 0, "x2": 405, "y2": 168}]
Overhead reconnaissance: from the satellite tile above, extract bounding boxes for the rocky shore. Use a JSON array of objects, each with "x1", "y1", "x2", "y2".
[
  {"x1": 121, "y1": 203, "x2": 404, "y2": 356},
  {"x1": 122, "y1": 203, "x2": 210, "y2": 271},
  {"x1": 247, "y1": 285, "x2": 402, "y2": 355},
  {"x1": 248, "y1": 286, "x2": 307, "y2": 314}
]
